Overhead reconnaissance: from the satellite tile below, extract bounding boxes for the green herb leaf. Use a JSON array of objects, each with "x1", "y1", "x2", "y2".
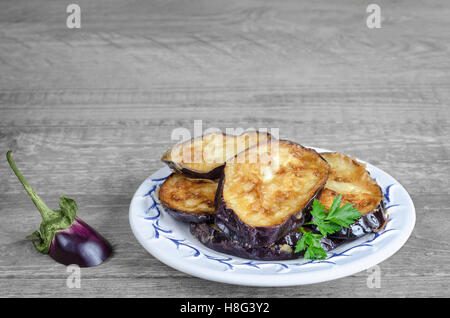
[
  {"x1": 304, "y1": 244, "x2": 328, "y2": 260},
  {"x1": 314, "y1": 219, "x2": 342, "y2": 237},
  {"x1": 295, "y1": 195, "x2": 363, "y2": 260},
  {"x1": 295, "y1": 230, "x2": 327, "y2": 260},
  {"x1": 309, "y1": 199, "x2": 326, "y2": 220},
  {"x1": 326, "y1": 203, "x2": 361, "y2": 228},
  {"x1": 327, "y1": 194, "x2": 343, "y2": 218},
  {"x1": 294, "y1": 232, "x2": 308, "y2": 253},
  {"x1": 6, "y1": 151, "x2": 77, "y2": 254},
  {"x1": 309, "y1": 199, "x2": 341, "y2": 236}
]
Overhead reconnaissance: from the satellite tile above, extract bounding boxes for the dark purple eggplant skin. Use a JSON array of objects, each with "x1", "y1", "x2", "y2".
[
  {"x1": 49, "y1": 217, "x2": 112, "y2": 267},
  {"x1": 214, "y1": 176, "x2": 326, "y2": 247},
  {"x1": 163, "y1": 205, "x2": 215, "y2": 223},
  {"x1": 190, "y1": 222, "x2": 338, "y2": 261},
  {"x1": 162, "y1": 160, "x2": 224, "y2": 180},
  {"x1": 306, "y1": 202, "x2": 386, "y2": 240}
]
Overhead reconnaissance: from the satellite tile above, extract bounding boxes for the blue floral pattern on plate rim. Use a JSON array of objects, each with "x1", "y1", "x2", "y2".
[{"x1": 129, "y1": 149, "x2": 415, "y2": 286}]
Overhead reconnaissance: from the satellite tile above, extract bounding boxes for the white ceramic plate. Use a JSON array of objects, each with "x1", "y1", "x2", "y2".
[{"x1": 129, "y1": 148, "x2": 415, "y2": 286}]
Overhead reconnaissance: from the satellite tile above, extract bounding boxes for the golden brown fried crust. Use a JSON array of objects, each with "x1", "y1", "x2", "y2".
[
  {"x1": 159, "y1": 174, "x2": 218, "y2": 214},
  {"x1": 319, "y1": 152, "x2": 382, "y2": 214},
  {"x1": 223, "y1": 140, "x2": 329, "y2": 227},
  {"x1": 161, "y1": 131, "x2": 271, "y2": 173}
]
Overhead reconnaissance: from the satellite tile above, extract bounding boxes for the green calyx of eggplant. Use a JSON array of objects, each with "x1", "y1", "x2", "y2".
[{"x1": 6, "y1": 151, "x2": 77, "y2": 254}]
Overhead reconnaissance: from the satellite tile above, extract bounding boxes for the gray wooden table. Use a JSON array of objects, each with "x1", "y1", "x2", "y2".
[{"x1": 1, "y1": 0, "x2": 449, "y2": 297}]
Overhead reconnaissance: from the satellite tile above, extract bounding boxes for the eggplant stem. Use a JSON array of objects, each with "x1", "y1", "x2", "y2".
[{"x1": 6, "y1": 151, "x2": 51, "y2": 221}]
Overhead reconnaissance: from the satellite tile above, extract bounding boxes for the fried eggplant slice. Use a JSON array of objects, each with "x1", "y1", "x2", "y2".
[
  {"x1": 159, "y1": 173, "x2": 218, "y2": 223},
  {"x1": 161, "y1": 131, "x2": 272, "y2": 179},
  {"x1": 314, "y1": 152, "x2": 386, "y2": 239},
  {"x1": 215, "y1": 140, "x2": 330, "y2": 247}
]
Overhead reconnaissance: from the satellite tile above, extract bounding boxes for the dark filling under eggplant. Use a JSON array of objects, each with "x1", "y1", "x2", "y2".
[
  {"x1": 190, "y1": 202, "x2": 386, "y2": 261},
  {"x1": 190, "y1": 222, "x2": 338, "y2": 261}
]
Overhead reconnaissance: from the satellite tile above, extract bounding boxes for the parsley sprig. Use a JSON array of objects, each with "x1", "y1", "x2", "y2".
[{"x1": 295, "y1": 195, "x2": 362, "y2": 260}]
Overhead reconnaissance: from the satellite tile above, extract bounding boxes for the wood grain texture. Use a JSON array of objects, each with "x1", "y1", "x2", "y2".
[{"x1": 1, "y1": 0, "x2": 449, "y2": 297}]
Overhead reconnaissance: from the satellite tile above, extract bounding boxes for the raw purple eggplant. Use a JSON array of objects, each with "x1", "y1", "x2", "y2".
[
  {"x1": 6, "y1": 151, "x2": 112, "y2": 267},
  {"x1": 50, "y1": 217, "x2": 112, "y2": 267}
]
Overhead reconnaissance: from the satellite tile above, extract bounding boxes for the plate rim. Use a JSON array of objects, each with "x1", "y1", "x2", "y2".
[{"x1": 129, "y1": 148, "x2": 416, "y2": 286}]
